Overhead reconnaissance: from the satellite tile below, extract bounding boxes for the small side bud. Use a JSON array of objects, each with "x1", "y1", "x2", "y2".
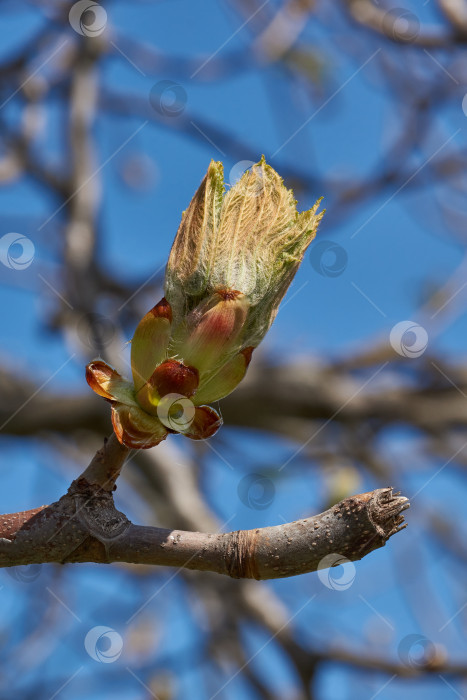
[
  {"x1": 184, "y1": 405, "x2": 223, "y2": 440},
  {"x1": 136, "y1": 359, "x2": 199, "y2": 414},
  {"x1": 149, "y1": 359, "x2": 199, "y2": 399}
]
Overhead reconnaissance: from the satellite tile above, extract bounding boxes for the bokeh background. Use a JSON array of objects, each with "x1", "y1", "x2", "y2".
[{"x1": 1, "y1": 1, "x2": 467, "y2": 698}]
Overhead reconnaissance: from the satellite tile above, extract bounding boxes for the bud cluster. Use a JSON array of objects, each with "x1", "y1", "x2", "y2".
[{"x1": 86, "y1": 158, "x2": 323, "y2": 448}]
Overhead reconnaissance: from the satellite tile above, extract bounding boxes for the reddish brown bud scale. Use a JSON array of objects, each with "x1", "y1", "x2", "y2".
[
  {"x1": 184, "y1": 405, "x2": 223, "y2": 440},
  {"x1": 112, "y1": 403, "x2": 167, "y2": 449},
  {"x1": 86, "y1": 361, "x2": 121, "y2": 400},
  {"x1": 149, "y1": 359, "x2": 199, "y2": 399},
  {"x1": 150, "y1": 296, "x2": 172, "y2": 323},
  {"x1": 241, "y1": 346, "x2": 254, "y2": 366}
]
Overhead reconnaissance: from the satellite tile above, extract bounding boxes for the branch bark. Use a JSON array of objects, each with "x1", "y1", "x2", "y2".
[{"x1": 0, "y1": 437, "x2": 409, "y2": 578}]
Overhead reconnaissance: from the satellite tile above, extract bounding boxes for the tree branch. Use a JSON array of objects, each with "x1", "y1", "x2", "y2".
[
  {"x1": 80, "y1": 432, "x2": 130, "y2": 491},
  {"x1": 0, "y1": 437, "x2": 409, "y2": 577}
]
